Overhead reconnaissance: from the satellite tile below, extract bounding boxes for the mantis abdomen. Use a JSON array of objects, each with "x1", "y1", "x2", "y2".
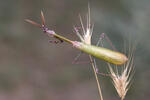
[{"x1": 73, "y1": 41, "x2": 128, "y2": 65}]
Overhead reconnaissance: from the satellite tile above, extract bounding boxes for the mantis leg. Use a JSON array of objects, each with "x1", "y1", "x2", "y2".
[
  {"x1": 97, "y1": 33, "x2": 117, "y2": 51},
  {"x1": 48, "y1": 38, "x2": 63, "y2": 44},
  {"x1": 72, "y1": 52, "x2": 92, "y2": 64},
  {"x1": 94, "y1": 33, "x2": 118, "y2": 76}
]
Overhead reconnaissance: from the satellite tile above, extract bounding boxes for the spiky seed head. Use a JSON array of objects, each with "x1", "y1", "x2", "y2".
[
  {"x1": 108, "y1": 51, "x2": 134, "y2": 100},
  {"x1": 83, "y1": 26, "x2": 93, "y2": 45},
  {"x1": 74, "y1": 8, "x2": 93, "y2": 45}
]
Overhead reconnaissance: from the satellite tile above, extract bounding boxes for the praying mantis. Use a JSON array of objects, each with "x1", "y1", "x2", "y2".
[{"x1": 25, "y1": 11, "x2": 128, "y2": 65}]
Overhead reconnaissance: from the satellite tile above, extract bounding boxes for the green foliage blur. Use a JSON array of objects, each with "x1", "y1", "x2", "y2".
[{"x1": 0, "y1": 0, "x2": 149, "y2": 100}]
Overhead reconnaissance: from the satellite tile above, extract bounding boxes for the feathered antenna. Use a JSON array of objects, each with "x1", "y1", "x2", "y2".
[
  {"x1": 25, "y1": 19, "x2": 41, "y2": 28},
  {"x1": 25, "y1": 11, "x2": 64, "y2": 43},
  {"x1": 25, "y1": 11, "x2": 45, "y2": 28},
  {"x1": 40, "y1": 11, "x2": 46, "y2": 26}
]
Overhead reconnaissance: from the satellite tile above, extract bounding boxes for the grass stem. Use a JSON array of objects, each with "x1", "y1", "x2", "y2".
[{"x1": 89, "y1": 55, "x2": 103, "y2": 100}]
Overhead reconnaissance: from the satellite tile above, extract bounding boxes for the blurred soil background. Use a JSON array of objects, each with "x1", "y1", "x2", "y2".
[{"x1": 0, "y1": 0, "x2": 150, "y2": 100}]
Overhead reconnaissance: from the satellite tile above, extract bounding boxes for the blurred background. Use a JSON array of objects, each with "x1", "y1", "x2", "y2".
[{"x1": 0, "y1": 0, "x2": 150, "y2": 100}]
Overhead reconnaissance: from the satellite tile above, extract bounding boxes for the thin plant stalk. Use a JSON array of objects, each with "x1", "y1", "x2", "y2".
[{"x1": 89, "y1": 55, "x2": 103, "y2": 100}]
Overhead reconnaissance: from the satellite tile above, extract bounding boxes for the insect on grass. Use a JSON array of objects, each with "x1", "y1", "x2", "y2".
[{"x1": 25, "y1": 11, "x2": 128, "y2": 65}]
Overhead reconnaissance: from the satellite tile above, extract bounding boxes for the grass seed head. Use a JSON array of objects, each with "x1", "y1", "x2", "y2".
[
  {"x1": 108, "y1": 49, "x2": 134, "y2": 100},
  {"x1": 74, "y1": 7, "x2": 93, "y2": 45}
]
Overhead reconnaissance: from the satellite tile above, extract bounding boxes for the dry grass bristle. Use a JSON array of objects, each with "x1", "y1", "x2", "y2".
[
  {"x1": 74, "y1": 7, "x2": 93, "y2": 45},
  {"x1": 108, "y1": 49, "x2": 134, "y2": 100}
]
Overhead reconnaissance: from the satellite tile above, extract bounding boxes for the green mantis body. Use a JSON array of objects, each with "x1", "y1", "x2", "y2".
[
  {"x1": 26, "y1": 11, "x2": 128, "y2": 65},
  {"x1": 53, "y1": 33, "x2": 128, "y2": 65},
  {"x1": 73, "y1": 41, "x2": 128, "y2": 65}
]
